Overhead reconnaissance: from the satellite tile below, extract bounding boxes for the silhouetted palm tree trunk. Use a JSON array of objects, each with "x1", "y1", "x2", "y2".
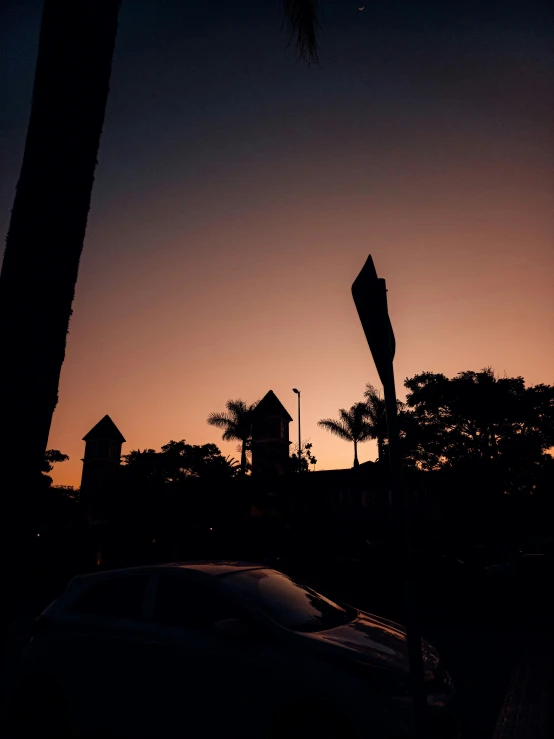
[
  {"x1": 240, "y1": 439, "x2": 247, "y2": 477},
  {"x1": 0, "y1": 1, "x2": 121, "y2": 501},
  {"x1": 377, "y1": 435, "x2": 385, "y2": 464},
  {"x1": 353, "y1": 440, "x2": 359, "y2": 468}
]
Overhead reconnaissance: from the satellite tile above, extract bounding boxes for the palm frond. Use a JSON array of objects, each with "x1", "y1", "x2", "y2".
[
  {"x1": 208, "y1": 398, "x2": 257, "y2": 445},
  {"x1": 282, "y1": 0, "x2": 320, "y2": 64},
  {"x1": 363, "y1": 383, "x2": 402, "y2": 438},
  {"x1": 364, "y1": 384, "x2": 386, "y2": 424},
  {"x1": 338, "y1": 407, "x2": 354, "y2": 427},
  {"x1": 343, "y1": 403, "x2": 378, "y2": 442},
  {"x1": 318, "y1": 417, "x2": 353, "y2": 441},
  {"x1": 207, "y1": 412, "x2": 233, "y2": 428},
  {"x1": 364, "y1": 383, "x2": 381, "y2": 401},
  {"x1": 225, "y1": 398, "x2": 248, "y2": 416},
  {"x1": 357, "y1": 425, "x2": 377, "y2": 442},
  {"x1": 207, "y1": 411, "x2": 238, "y2": 441}
]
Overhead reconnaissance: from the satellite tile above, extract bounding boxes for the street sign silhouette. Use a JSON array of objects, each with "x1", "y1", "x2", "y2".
[
  {"x1": 351, "y1": 255, "x2": 395, "y2": 387},
  {"x1": 351, "y1": 254, "x2": 427, "y2": 739}
]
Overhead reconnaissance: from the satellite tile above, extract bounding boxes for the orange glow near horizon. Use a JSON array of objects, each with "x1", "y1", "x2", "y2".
[{"x1": 48, "y1": 148, "x2": 553, "y2": 487}]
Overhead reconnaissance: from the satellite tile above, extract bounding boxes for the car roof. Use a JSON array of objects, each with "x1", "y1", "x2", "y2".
[
  {"x1": 72, "y1": 561, "x2": 265, "y2": 584},
  {"x1": 176, "y1": 561, "x2": 266, "y2": 575}
]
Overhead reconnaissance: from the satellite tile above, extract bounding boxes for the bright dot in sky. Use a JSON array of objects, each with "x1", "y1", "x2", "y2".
[{"x1": 358, "y1": 5, "x2": 365, "y2": 9}]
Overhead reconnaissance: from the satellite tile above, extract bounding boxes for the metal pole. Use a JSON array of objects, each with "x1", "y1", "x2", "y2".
[
  {"x1": 351, "y1": 258, "x2": 427, "y2": 739},
  {"x1": 379, "y1": 306, "x2": 427, "y2": 739},
  {"x1": 298, "y1": 391, "x2": 302, "y2": 473}
]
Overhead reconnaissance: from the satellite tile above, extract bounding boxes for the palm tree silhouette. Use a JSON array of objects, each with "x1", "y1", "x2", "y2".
[
  {"x1": 318, "y1": 402, "x2": 376, "y2": 468},
  {"x1": 207, "y1": 399, "x2": 258, "y2": 477},
  {"x1": 0, "y1": 0, "x2": 320, "y2": 494},
  {"x1": 364, "y1": 383, "x2": 389, "y2": 463}
]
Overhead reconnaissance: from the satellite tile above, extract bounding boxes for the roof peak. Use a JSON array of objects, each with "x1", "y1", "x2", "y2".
[
  {"x1": 83, "y1": 415, "x2": 126, "y2": 443},
  {"x1": 253, "y1": 390, "x2": 293, "y2": 422}
]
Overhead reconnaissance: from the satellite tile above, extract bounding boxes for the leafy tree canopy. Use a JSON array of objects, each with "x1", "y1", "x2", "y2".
[
  {"x1": 401, "y1": 368, "x2": 554, "y2": 494},
  {"x1": 290, "y1": 440, "x2": 317, "y2": 472},
  {"x1": 39, "y1": 448, "x2": 69, "y2": 487},
  {"x1": 42, "y1": 449, "x2": 69, "y2": 474},
  {"x1": 122, "y1": 440, "x2": 239, "y2": 485}
]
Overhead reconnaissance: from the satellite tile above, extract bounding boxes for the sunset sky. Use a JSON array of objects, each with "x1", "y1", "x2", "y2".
[{"x1": 1, "y1": 0, "x2": 553, "y2": 487}]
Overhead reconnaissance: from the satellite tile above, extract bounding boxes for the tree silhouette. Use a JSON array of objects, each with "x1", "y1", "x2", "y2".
[
  {"x1": 123, "y1": 440, "x2": 239, "y2": 484},
  {"x1": 283, "y1": 0, "x2": 320, "y2": 63},
  {"x1": 318, "y1": 402, "x2": 376, "y2": 468},
  {"x1": 42, "y1": 449, "x2": 69, "y2": 472},
  {"x1": 363, "y1": 383, "x2": 389, "y2": 464},
  {"x1": 86, "y1": 438, "x2": 242, "y2": 565},
  {"x1": 290, "y1": 440, "x2": 318, "y2": 472},
  {"x1": 0, "y1": 1, "x2": 121, "y2": 499},
  {"x1": 401, "y1": 368, "x2": 554, "y2": 495},
  {"x1": 207, "y1": 400, "x2": 258, "y2": 476},
  {"x1": 0, "y1": 0, "x2": 320, "y2": 500},
  {"x1": 40, "y1": 449, "x2": 69, "y2": 487}
]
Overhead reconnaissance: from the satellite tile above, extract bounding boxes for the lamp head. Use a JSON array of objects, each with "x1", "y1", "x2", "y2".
[{"x1": 292, "y1": 388, "x2": 300, "y2": 394}]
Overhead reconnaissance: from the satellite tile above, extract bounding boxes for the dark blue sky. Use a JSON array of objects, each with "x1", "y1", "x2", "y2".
[{"x1": 2, "y1": 0, "x2": 551, "y2": 233}]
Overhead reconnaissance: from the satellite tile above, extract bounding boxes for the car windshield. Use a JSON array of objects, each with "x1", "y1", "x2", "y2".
[{"x1": 222, "y1": 568, "x2": 355, "y2": 632}]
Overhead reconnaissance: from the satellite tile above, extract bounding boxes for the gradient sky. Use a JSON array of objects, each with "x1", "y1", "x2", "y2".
[{"x1": 1, "y1": 0, "x2": 553, "y2": 487}]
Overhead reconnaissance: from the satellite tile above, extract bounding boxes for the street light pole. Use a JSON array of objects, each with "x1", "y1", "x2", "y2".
[{"x1": 292, "y1": 388, "x2": 301, "y2": 473}]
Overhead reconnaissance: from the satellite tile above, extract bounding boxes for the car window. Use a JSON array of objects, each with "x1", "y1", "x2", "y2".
[
  {"x1": 153, "y1": 575, "x2": 240, "y2": 630},
  {"x1": 70, "y1": 574, "x2": 149, "y2": 620},
  {"x1": 222, "y1": 569, "x2": 354, "y2": 632}
]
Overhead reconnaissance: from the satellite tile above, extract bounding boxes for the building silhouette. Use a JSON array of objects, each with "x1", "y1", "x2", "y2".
[
  {"x1": 80, "y1": 415, "x2": 125, "y2": 497},
  {"x1": 251, "y1": 390, "x2": 292, "y2": 478}
]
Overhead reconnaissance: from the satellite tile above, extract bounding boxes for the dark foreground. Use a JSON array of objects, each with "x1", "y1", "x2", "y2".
[
  {"x1": 0, "y1": 537, "x2": 551, "y2": 739},
  {"x1": 287, "y1": 556, "x2": 551, "y2": 739}
]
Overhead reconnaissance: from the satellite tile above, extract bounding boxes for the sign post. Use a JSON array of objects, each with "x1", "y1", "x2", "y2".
[{"x1": 352, "y1": 255, "x2": 427, "y2": 739}]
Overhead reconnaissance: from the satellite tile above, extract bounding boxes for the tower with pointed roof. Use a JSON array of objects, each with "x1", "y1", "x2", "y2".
[
  {"x1": 251, "y1": 391, "x2": 292, "y2": 477},
  {"x1": 80, "y1": 415, "x2": 125, "y2": 495}
]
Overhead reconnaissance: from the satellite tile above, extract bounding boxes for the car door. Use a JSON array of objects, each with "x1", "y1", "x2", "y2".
[
  {"x1": 140, "y1": 571, "x2": 295, "y2": 738},
  {"x1": 53, "y1": 571, "x2": 156, "y2": 737}
]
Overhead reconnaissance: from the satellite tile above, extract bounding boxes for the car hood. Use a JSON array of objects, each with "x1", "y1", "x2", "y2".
[{"x1": 302, "y1": 610, "x2": 439, "y2": 672}]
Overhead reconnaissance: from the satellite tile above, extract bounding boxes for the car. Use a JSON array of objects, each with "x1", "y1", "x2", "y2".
[{"x1": 8, "y1": 561, "x2": 460, "y2": 738}]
